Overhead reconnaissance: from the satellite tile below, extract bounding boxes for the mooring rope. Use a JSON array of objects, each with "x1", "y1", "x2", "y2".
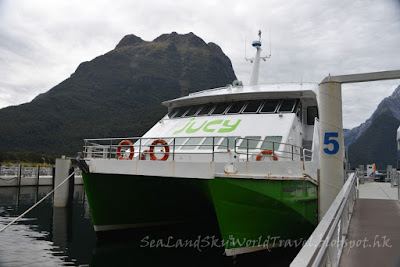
[{"x1": 0, "y1": 171, "x2": 76, "y2": 233}]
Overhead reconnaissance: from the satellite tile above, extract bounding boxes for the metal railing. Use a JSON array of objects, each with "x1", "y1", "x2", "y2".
[
  {"x1": 233, "y1": 137, "x2": 312, "y2": 162},
  {"x1": 0, "y1": 165, "x2": 53, "y2": 177},
  {"x1": 83, "y1": 136, "x2": 313, "y2": 162},
  {"x1": 290, "y1": 172, "x2": 359, "y2": 267}
]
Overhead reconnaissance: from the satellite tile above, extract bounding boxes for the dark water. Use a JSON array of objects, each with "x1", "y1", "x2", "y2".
[{"x1": 0, "y1": 186, "x2": 300, "y2": 266}]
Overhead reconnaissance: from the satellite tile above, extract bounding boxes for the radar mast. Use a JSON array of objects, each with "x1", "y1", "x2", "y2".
[{"x1": 246, "y1": 30, "x2": 271, "y2": 86}]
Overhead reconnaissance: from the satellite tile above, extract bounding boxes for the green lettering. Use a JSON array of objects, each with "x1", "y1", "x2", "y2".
[
  {"x1": 218, "y1": 119, "x2": 242, "y2": 133},
  {"x1": 173, "y1": 118, "x2": 194, "y2": 135},
  {"x1": 203, "y1": 120, "x2": 223, "y2": 132},
  {"x1": 186, "y1": 120, "x2": 208, "y2": 133}
]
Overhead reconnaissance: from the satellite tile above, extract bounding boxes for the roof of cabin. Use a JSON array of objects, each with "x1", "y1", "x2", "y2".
[{"x1": 163, "y1": 83, "x2": 318, "y2": 108}]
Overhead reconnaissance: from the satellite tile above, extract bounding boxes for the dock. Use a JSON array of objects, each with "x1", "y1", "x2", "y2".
[
  {"x1": 339, "y1": 182, "x2": 400, "y2": 267},
  {"x1": 0, "y1": 165, "x2": 83, "y2": 187},
  {"x1": 291, "y1": 173, "x2": 400, "y2": 267}
]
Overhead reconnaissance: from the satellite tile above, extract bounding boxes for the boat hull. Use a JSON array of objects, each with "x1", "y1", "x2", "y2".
[
  {"x1": 208, "y1": 178, "x2": 318, "y2": 255},
  {"x1": 82, "y1": 173, "x2": 214, "y2": 233},
  {"x1": 82, "y1": 172, "x2": 318, "y2": 255}
]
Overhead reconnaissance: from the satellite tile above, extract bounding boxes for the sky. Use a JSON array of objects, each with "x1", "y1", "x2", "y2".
[{"x1": 0, "y1": 0, "x2": 400, "y2": 129}]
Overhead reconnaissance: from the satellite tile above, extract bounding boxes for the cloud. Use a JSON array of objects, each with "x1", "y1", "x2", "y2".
[{"x1": 0, "y1": 0, "x2": 400, "y2": 129}]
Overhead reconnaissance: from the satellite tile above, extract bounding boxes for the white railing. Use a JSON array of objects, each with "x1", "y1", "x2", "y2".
[
  {"x1": 0, "y1": 165, "x2": 53, "y2": 177},
  {"x1": 83, "y1": 136, "x2": 312, "y2": 163},
  {"x1": 290, "y1": 172, "x2": 359, "y2": 267}
]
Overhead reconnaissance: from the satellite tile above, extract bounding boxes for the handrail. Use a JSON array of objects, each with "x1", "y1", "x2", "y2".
[
  {"x1": 290, "y1": 172, "x2": 359, "y2": 267},
  {"x1": 233, "y1": 137, "x2": 310, "y2": 161},
  {"x1": 83, "y1": 136, "x2": 313, "y2": 163}
]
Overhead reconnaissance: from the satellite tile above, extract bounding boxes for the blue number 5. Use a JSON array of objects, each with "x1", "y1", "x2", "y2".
[{"x1": 323, "y1": 132, "x2": 339, "y2": 155}]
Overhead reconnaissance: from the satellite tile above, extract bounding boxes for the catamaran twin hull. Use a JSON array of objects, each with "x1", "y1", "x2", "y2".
[{"x1": 81, "y1": 158, "x2": 318, "y2": 256}]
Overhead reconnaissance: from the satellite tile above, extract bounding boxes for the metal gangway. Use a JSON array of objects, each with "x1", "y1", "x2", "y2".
[{"x1": 291, "y1": 170, "x2": 400, "y2": 267}]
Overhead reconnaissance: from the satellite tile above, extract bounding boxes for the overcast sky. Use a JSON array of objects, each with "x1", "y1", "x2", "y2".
[{"x1": 1, "y1": 0, "x2": 400, "y2": 128}]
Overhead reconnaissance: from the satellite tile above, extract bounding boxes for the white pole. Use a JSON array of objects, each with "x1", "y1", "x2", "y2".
[
  {"x1": 318, "y1": 81, "x2": 344, "y2": 220},
  {"x1": 249, "y1": 47, "x2": 261, "y2": 86},
  {"x1": 317, "y1": 70, "x2": 400, "y2": 219},
  {"x1": 54, "y1": 158, "x2": 71, "y2": 207}
]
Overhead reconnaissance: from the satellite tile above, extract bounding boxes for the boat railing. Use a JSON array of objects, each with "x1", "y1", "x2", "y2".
[
  {"x1": 83, "y1": 136, "x2": 312, "y2": 163},
  {"x1": 233, "y1": 137, "x2": 311, "y2": 162}
]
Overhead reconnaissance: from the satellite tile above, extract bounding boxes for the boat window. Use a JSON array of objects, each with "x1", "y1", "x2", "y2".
[
  {"x1": 218, "y1": 136, "x2": 240, "y2": 150},
  {"x1": 168, "y1": 108, "x2": 178, "y2": 118},
  {"x1": 169, "y1": 99, "x2": 302, "y2": 118},
  {"x1": 198, "y1": 137, "x2": 222, "y2": 150},
  {"x1": 174, "y1": 107, "x2": 190, "y2": 118},
  {"x1": 279, "y1": 99, "x2": 296, "y2": 112},
  {"x1": 261, "y1": 136, "x2": 282, "y2": 150},
  {"x1": 226, "y1": 101, "x2": 246, "y2": 114},
  {"x1": 260, "y1": 99, "x2": 280, "y2": 113},
  {"x1": 238, "y1": 136, "x2": 261, "y2": 150},
  {"x1": 197, "y1": 104, "x2": 215, "y2": 116},
  {"x1": 181, "y1": 138, "x2": 203, "y2": 150},
  {"x1": 211, "y1": 102, "x2": 231, "y2": 115},
  {"x1": 184, "y1": 105, "x2": 203, "y2": 117},
  {"x1": 243, "y1": 100, "x2": 263, "y2": 113},
  {"x1": 307, "y1": 106, "x2": 319, "y2": 125},
  {"x1": 171, "y1": 137, "x2": 188, "y2": 150}
]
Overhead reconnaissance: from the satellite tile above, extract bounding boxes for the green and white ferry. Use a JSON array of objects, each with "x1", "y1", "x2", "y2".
[{"x1": 78, "y1": 33, "x2": 320, "y2": 256}]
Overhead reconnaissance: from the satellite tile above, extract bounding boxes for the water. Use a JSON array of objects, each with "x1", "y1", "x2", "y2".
[{"x1": 0, "y1": 186, "x2": 300, "y2": 266}]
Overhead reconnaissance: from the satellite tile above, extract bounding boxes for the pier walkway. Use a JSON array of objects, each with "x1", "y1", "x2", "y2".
[
  {"x1": 291, "y1": 175, "x2": 400, "y2": 267},
  {"x1": 339, "y1": 182, "x2": 400, "y2": 267}
]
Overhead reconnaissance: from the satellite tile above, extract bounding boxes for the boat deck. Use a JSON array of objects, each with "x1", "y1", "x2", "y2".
[{"x1": 339, "y1": 182, "x2": 400, "y2": 267}]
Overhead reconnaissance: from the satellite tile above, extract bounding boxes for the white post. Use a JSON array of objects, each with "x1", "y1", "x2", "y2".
[
  {"x1": 54, "y1": 158, "x2": 71, "y2": 207},
  {"x1": 319, "y1": 81, "x2": 344, "y2": 220},
  {"x1": 249, "y1": 47, "x2": 261, "y2": 86}
]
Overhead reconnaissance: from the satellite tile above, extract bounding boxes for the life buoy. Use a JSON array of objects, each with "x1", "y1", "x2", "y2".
[
  {"x1": 256, "y1": 150, "x2": 278, "y2": 161},
  {"x1": 149, "y1": 139, "x2": 170, "y2": 161},
  {"x1": 141, "y1": 150, "x2": 150, "y2": 160},
  {"x1": 116, "y1": 140, "x2": 134, "y2": 160}
]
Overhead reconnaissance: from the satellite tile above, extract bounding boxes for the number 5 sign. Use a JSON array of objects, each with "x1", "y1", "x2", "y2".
[{"x1": 323, "y1": 132, "x2": 339, "y2": 155}]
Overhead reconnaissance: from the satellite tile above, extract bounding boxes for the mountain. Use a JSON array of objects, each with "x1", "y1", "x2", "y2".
[
  {"x1": 346, "y1": 85, "x2": 400, "y2": 169},
  {"x1": 0, "y1": 32, "x2": 237, "y2": 156},
  {"x1": 345, "y1": 85, "x2": 400, "y2": 146}
]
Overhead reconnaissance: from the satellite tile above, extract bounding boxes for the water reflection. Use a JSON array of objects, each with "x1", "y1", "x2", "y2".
[
  {"x1": 0, "y1": 185, "x2": 300, "y2": 266},
  {"x1": 0, "y1": 185, "x2": 95, "y2": 266}
]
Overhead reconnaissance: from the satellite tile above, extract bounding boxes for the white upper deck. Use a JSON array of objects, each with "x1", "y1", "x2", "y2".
[{"x1": 163, "y1": 83, "x2": 318, "y2": 108}]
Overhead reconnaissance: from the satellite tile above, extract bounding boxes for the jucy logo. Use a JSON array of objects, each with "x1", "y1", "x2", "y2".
[{"x1": 173, "y1": 118, "x2": 242, "y2": 135}]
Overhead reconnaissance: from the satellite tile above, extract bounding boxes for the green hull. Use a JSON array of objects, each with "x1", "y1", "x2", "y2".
[
  {"x1": 82, "y1": 173, "x2": 214, "y2": 231},
  {"x1": 208, "y1": 178, "x2": 318, "y2": 251},
  {"x1": 83, "y1": 173, "x2": 317, "y2": 252}
]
